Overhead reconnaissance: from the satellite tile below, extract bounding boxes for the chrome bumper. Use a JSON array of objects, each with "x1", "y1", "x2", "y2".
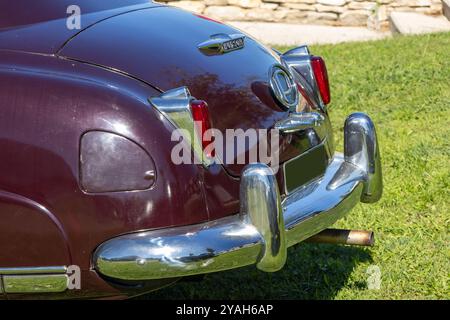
[{"x1": 93, "y1": 113, "x2": 382, "y2": 281}]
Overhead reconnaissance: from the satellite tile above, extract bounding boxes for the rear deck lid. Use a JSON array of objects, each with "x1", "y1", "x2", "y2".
[{"x1": 59, "y1": 6, "x2": 304, "y2": 177}]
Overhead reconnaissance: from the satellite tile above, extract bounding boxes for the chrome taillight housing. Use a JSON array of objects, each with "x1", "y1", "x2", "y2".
[
  {"x1": 149, "y1": 87, "x2": 215, "y2": 166},
  {"x1": 281, "y1": 45, "x2": 331, "y2": 109}
]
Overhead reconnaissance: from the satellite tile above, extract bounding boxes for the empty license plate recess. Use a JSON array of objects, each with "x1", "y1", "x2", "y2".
[{"x1": 283, "y1": 143, "x2": 329, "y2": 194}]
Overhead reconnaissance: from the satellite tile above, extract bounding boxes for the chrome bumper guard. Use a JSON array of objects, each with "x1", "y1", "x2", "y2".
[{"x1": 93, "y1": 113, "x2": 382, "y2": 281}]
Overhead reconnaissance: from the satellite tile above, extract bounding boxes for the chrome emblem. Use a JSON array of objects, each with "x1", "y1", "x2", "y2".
[
  {"x1": 269, "y1": 65, "x2": 299, "y2": 110},
  {"x1": 198, "y1": 33, "x2": 245, "y2": 56}
]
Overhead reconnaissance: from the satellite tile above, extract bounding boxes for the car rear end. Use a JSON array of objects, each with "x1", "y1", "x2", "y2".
[
  {"x1": 54, "y1": 7, "x2": 384, "y2": 282},
  {"x1": 36, "y1": 4, "x2": 382, "y2": 283}
]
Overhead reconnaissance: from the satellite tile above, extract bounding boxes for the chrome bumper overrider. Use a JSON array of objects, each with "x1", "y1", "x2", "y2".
[{"x1": 93, "y1": 113, "x2": 382, "y2": 281}]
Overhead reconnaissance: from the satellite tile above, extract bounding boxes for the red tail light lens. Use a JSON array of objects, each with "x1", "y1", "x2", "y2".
[
  {"x1": 311, "y1": 56, "x2": 331, "y2": 105},
  {"x1": 190, "y1": 100, "x2": 215, "y2": 158}
]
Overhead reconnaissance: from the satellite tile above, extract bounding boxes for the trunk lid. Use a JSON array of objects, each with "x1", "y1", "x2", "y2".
[{"x1": 59, "y1": 6, "x2": 311, "y2": 177}]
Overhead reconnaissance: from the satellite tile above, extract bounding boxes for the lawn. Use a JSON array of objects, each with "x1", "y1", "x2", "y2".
[{"x1": 142, "y1": 32, "x2": 450, "y2": 300}]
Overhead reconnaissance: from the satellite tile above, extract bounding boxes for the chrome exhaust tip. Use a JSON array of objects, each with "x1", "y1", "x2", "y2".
[{"x1": 305, "y1": 228, "x2": 375, "y2": 247}]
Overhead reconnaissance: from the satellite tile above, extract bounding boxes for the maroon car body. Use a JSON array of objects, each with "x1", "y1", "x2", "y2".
[{"x1": 0, "y1": 1, "x2": 382, "y2": 299}]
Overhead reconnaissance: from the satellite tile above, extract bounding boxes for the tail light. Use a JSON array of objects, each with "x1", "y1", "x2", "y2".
[
  {"x1": 190, "y1": 100, "x2": 215, "y2": 158},
  {"x1": 282, "y1": 46, "x2": 331, "y2": 108},
  {"x1": 310, "y1": 56, "x2": 331, "y2": 105},
  {"x1": 149, "y1": 87, "x2": 215, "y2": 166}
]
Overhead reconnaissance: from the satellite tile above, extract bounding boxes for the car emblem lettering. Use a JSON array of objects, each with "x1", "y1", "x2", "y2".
[{"x1": 198, "y1": 33, "x2": 246, "y2": 56}]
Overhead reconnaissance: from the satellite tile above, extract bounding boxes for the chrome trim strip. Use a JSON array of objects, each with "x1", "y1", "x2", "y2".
[
  {"x1": 3, "y1": 275, "x2": 68, "y2": 294},
  {"x1": 0, "y1": 266, "x2": 67, "y2": 275},
  {"x1": 159, "y1": 86, "x2": 191, "y2": 100},
  {"x1": 283, "y1": 45, "x2": 311, "y2": 56},
  {"x1": 93, "y1": 113, "x2": 382, "y2": 281}
]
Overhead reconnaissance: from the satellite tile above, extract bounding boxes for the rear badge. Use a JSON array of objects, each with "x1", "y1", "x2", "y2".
[
  {"x1": 198, "y1": 33, "x2": 245, "y2": 56},
  {"x1": 269, "y1": 65, "x2": 299, "y2": 111}
]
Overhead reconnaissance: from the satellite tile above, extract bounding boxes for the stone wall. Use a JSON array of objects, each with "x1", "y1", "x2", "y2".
[{"x1": 159, "y1": 0, "x2": 443, "y2": 30}]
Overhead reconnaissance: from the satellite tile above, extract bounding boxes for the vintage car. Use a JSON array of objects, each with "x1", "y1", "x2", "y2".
[{"x1": 0, "y1": 0, "x2": 382, "y2": 299}]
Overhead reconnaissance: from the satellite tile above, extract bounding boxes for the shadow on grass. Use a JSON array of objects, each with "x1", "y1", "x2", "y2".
[{"x1": 137, "y1": 243, "x2": 373, "y2": 300}]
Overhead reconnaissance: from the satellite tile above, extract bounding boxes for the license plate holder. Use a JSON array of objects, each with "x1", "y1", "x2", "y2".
[{"x1": 283, "y1": 143, "x2": 328, "y2": 194}]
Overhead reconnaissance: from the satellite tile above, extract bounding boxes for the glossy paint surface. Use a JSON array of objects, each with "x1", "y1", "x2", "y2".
[
  {"x1": 0, "y1": 0, "x2": 151, "y2": 29},
  {"x1": 0, "y1": 50, "x2": 238, "y2": 298},
  {"x1": 59, "y1": 6, "x2": 303, "y2": 176},
  {"x1": 0, "y1": 2, "x2": 327, "y2": 299},
  {"x1": 0, "y1": 1, "x2": 159, "y2": 53}
]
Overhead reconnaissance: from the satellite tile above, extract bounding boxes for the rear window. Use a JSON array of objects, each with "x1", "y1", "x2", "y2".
[{"x1": 0, "y1": 0, "x2": 150, "y2": 29}]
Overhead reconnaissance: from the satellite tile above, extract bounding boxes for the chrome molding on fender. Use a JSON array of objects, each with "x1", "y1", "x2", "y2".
[
  {"x1": 0, "y1": 266, "x2": 73, "y2": 294},
  {"x1": 0, "y1": 266, "x2": 67, "y2": 275},
  {"x1": 3, "y1": 275, "x2": 68, "y2": 294},
  {"x1": 149, "y1": 87, "x2": 214, "y2": 167}
]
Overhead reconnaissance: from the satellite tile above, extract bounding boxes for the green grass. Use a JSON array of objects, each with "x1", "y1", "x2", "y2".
[{"x1": 142, "y1": 32, "x2": 450, "y2": 300}]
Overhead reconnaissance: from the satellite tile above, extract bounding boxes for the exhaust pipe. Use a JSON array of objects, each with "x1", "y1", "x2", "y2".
[{"x1": 305, "y1": 229, "x2": 374, "y2": 247}]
